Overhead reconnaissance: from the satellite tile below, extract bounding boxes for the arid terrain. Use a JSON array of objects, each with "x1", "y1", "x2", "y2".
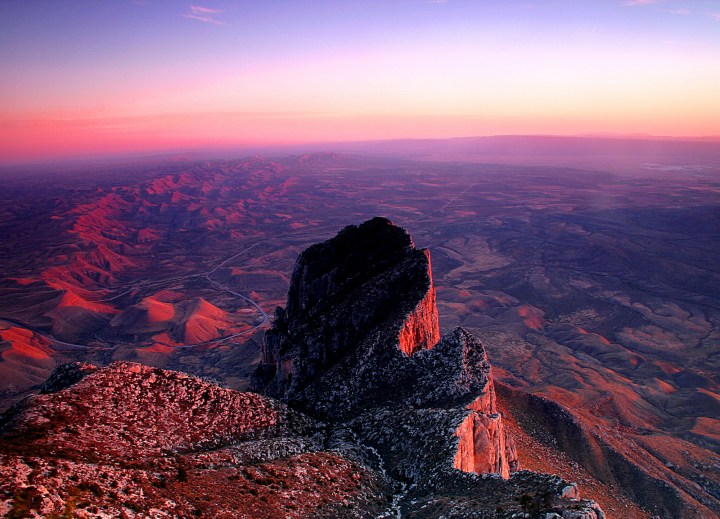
[{"x1": 1, "y1": 136, "x2": 719, "y2": 517}]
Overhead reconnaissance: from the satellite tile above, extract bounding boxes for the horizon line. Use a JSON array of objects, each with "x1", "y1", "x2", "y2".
[{"x1": 2, "y1": 132, "x2": 720, "y2": 169}]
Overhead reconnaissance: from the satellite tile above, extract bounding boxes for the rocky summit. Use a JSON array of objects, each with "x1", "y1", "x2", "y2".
[
  {"x1": 253, "y1": 216, "x2": 441, "y2": 416},
  {"x1": 0, "y1": 217, "x2": 607, "y2": 518},
  {"x1": 253, "y1": 217, "x2": 605, "y2": 517}
]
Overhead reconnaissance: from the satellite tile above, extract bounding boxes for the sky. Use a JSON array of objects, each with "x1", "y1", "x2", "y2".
[{"x1": 1, "y1": 0, "x2": 720, "y2": 163}]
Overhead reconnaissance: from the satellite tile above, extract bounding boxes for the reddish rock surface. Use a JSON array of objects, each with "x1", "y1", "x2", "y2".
[
  {"x1": 0, "y1": 362, "x2": 392, "y2": 518},
  {"x1": 454, "y1": 387, "x2": 518, "y2": 479},
  {"x1": 454, "y1": 411, "x2": 511, "y2": 478},
  {"x1": 398, "y1": 249, "x2": 440, "y2": 356}
]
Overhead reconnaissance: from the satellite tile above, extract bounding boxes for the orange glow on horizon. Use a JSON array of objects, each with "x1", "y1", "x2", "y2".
[
  {"x1": 2, "y1": 108, "x2": 719, "y2": 163},
  {"x1": 4, "y1": 0, "x2": 720, "y2": 164}
]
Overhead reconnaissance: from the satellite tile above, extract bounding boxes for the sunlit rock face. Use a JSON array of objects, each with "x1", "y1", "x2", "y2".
[
  {"x1": 455, "y1": 410, "x2": 511, "y2": 478},
  {"x1": 453, "y1": 380, "x2": 519, "y2": 479},
  {"x1": 398, "y1": 249, "x2": 441, "y2": 355}
]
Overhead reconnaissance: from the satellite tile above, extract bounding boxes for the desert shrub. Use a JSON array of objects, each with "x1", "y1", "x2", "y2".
[
  {"x1": 78, "y1": 481, "x2": 103, "y2": 496},
  {"x1": 177, "y1": 464, "x2": 188, "y2": 482},
  {"x1": 8, "y1": 486, "x2": 43, "y2": 519}
]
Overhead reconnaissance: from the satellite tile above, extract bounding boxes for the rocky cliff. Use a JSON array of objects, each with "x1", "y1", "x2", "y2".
[
  {"x1": 253, "y1": 217, "x2": 604, "y2": 517},
  {"x1": 254, "y1": 217, "x2": 441, "y2": 416},
  {"x1": 0, "y1": 218, "x2": 608, "y2": 518},
  {"x1": 455, "y1": 384, "x2": 519, "y2": 479},
  {"x1": 254, "y1": 219, "x2": 516, "y2": 480}
]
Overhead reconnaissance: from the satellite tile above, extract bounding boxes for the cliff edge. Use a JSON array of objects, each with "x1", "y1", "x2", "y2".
[{"x1": 253, "y1": 217, "x2": 605, "y2": 517}]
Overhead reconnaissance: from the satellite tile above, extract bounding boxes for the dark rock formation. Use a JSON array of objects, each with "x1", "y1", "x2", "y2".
[
  {"x1": 253, "y1": 216, "x2": 440, "y2": 417},
  {"x1": 253, "y1": 217, "x2": 604, "y2": 517},
  {"x1": 254, "y1": 219, "x2": 516, "y2": 479}
]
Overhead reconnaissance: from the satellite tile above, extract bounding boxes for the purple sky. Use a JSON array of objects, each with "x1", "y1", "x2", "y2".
[{"x1": 1, "y1": 0, "x2": 719, "y2": 162}]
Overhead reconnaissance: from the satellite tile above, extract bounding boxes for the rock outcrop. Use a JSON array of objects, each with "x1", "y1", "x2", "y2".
[
  {"x1": 454, "y1": 405, "x2": 515, "y2": 479},
  {"x1": 398, "y1": 249, "x2": 441, "y2": 355},
  {"x1": 0, "y1": 218, "x2": 607, "y2": 518},
  {"x1": 254, "y1": 219, "x2": 516, "y2": 480},
  {"x1": 2, "y1": 362, "x2": 315, "y2": 461},
  {"x1": 0, "y1": 362, "x2": 393, "y2": 518},
  {"x1": 252, "y1": 217, "x2": 604, "y2": 517},
  {"x1": 254, "y1": 216, "x2": 441, "y2": 416}
]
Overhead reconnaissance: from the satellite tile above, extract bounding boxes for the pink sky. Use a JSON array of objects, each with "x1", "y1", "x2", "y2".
[{"x1": 2, "y1": 1, "x2": 719, "y2": 163}]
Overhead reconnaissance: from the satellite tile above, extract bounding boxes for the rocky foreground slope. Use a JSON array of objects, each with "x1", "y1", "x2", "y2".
[
  {"x1": 1, "y1": 217, "x2": 606, "y2": 518},
  {"x1": 0, "y1": 361, "x2": 392, "y2": 518}
]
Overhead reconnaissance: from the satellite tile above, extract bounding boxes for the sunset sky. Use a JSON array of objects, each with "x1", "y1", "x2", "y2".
[{"x1": 2, "y1": 0, "x2": 720, "y2": 163}]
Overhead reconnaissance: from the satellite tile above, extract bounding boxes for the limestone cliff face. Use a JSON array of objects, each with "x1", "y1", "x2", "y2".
[
  {"x1": 453, "y1": 384, "x2": 519, "y2": 479},
  {"x1": 454, "y1": 409, "x2": 518, "y2": 479},
  {"x1": 454, "y1": 411, "x2": 509, "y2": 477},
  {"x1": 398, "y1": 248, "x2": 440, "y2": 355}
]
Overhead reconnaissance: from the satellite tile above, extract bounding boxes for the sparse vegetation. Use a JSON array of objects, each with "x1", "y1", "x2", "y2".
[{"x1": 8, "y1": 486, "x2": 43, "y2": 519}]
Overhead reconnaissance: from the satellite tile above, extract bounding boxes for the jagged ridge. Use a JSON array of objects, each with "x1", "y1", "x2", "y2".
[
  {"x1": 0, "y1": 218, "x2": 608, "y2": 518},
  {"x1": 252, "y1": 217, "x2": 605, "y2": 517},
  {"x1": 254, "y1": 216, "x2": 441, "y2": 415}
]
